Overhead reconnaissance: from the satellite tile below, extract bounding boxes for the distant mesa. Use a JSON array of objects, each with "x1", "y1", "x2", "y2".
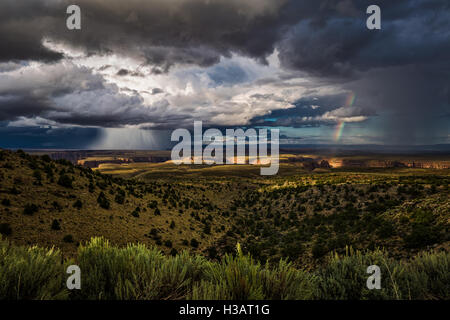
[
  {"x1": 284, "y1": 156, "x2": 332, "y2": 170},
  {"x1": 24, "y1": 150, "x2": 450, "y2": 170},
  {"x1": 78, "y1": 156, "x2": 171, "y2": 168},
  {"x1": 24, "y1": 150, "x2": 172, "y2": 169},
  {"x1": 334, "y1": 159, "x2": 450, "y2": 169}
]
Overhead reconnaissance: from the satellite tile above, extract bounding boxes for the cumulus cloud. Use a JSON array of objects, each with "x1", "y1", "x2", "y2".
[
  {"x1": 319, "y1": 106, "x2": 373, "y2": 123},
  {"x1": 0, "y1": 0, "x2": 448, "y2": 145},
  {"x1": 0, "y1": 55, "x2": 313, "y2": 129}
]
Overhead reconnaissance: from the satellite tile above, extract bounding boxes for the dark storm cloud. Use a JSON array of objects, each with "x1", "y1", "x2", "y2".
[
  {"x1": 0, "y1": 0, "x2": 291, "y2": 67},
  {"x1": 0, "y1": 96, "x2": 53, "y2": 122},
  {"x1": 0, "y1": 126, "x2": 101, "y2": 149},
  {"x1": 277, "y1": 0, "x2": 450, "y2": 76},
  {"x1": 0, "y1": 0, "x2": 448, "y2": 72},
  {"x1": 0, "y1": 0, "x2": 63, "y2": 62},
  {"x1": 344, "y1": 62, "x2": 450, "y2": 144},
  {"x1": 272, "y1": 0, "x2": 449, "y2": 144},
  {"x1": 0, "y1": 63, "x2": 108, "y2": 124}
]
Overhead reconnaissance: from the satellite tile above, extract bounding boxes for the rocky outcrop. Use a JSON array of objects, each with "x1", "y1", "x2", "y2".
[{"x1": 332, "y1": 159, "x2": 450, "y2": 169}]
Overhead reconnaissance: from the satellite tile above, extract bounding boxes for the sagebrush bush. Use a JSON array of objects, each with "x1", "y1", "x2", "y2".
[
  {"x1": 314, "y1": 246, "x2": 450, "y2": 300},
  {"x1": 316, "y1": 247, "x2": 404, "y2": 300},
  {"x1": 190, "y1": 249, "x2": 319, "y2": 300},
  {"x1": 74, "y1": 237, "x2": 163, "y2": 299},
  {"x1": 261, "y1": 259, "x2": 319, "y2": 300},
  {"x1": 74, "y1": 237, "x2": 208, "y2": 300},
  {"x1": 0, "y1": 237, "x2": 69, "y2": 300},
  {"x1": 189, "y1": 244, "x2": 264, "y2": 300},
  {"x1": 403, "y1": 251, "x2": 449, "y2": 299}
]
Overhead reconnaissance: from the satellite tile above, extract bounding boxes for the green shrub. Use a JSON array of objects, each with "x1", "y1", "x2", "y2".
[
  {"x1": 316, "y1": 247, "x2": 405, "y2": 300},
  {"x1": 203, "y1": 224, "x2": 211, "y2": 235},
  {"x1": 131, "y1": 210, "x2": 140, "y2": 218},
  {"x1": 189, "y1": 244, "x2": 264, "y2": 300},
  {"x1": 97, "y1": 192, "x2": 110, "y2": 210},
  {"x1": 404, "y1": 224, "x2": 441, "y2": 248},
  {"x1": 0, "y1": 237, "x2": 69, "y2": 299},
  {"x1": 190, "y1": 238, "x2": 199, "y2": 248},
  {"x1": 33, "y1": 170, "x2": 42, "y2": 182},
  {"x1": 41, "y1": 155, "x2": 52, "y2": 163},
  {"x1": 115, "y1": 189, "x2": 126, "y2": 204},
  {"x1": 8, "y1": 187, "x2": 20, "y2": 195},
  {"x1": 0, "y1": 223, "x2": 12, "y2": 236},
  {"x1": 164, "y1": 240, "x2": 173, "y2": 248},
  {"x1": 261, "y1": 259, "x2": 318, "y2": 299},
  {"x1": 377, "y1": 221, "x2": 395, "y2": 238},
  {"x1": 403, "y1": 251, "x2": 450, "y2": 299},
  {"x1": 148, "y1": 200, "x2": 158, "y2": 209},
  {"x1": 73, "y1": 199, "x2": 82, "y2": 210},
  {"x1": 23, "y1": 204, "x2": 38, "y2": 215},
  {"x1": 312, "y1": 240, "x2": 328, "y2": 259},
  {"x1": 63, "y1": 235, "x2": 74, "y2": 243},
  {"x1": 51, "y1": 219, "x2": 61, "y2": 231},
  {"x1": 207, "y1": 246, "x2": 218, "y2": 260},
  {"x1": 58, "y1": 174, "x2": 73, "y2": 188},
  {"x1": 74, "y1": 237, "x2": 207, "y2": 300}
]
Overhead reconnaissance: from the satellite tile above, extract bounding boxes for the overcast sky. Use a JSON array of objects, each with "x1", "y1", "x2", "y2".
[{"x1": 0, "y1": 0, "x2": 449, "y2": 149}]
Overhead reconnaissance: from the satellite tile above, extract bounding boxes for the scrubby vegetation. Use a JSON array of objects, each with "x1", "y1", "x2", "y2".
[
  {"x1": 0, "y1": 148, "x2": 448, "y2": 299},
  {"x1": 0, "y1": 237, "x2": 448, "y2": 300}
]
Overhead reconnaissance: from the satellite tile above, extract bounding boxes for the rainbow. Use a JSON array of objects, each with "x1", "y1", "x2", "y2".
[
  {"x1": 334, "y1": 121, "x2": 346, "y2": 141},
  {"x1": 334, "y1": 92, "x2": 355, "y2": 141}
]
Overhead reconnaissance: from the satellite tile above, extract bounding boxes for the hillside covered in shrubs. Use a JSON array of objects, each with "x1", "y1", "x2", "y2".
[{"x1": 0, "y1": 149, "x2": 448, "y2": 268}]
